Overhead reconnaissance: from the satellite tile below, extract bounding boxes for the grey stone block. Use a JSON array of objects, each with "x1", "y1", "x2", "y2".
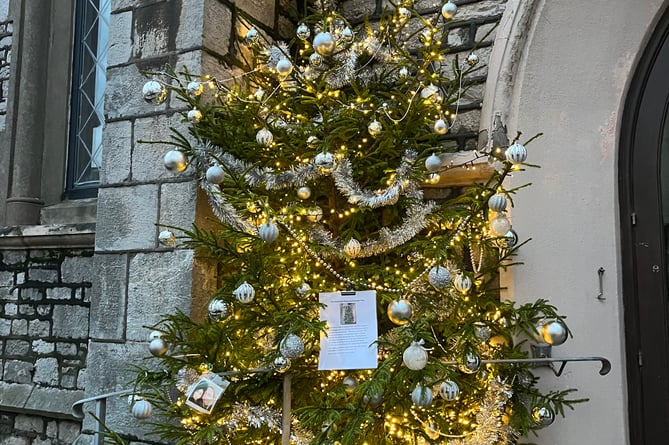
[
  {"x1": 10, "y1": 319, "x2": 27, "y2": 335},
  {"x1": 126, "y1": 249, "x2": 194, "y2": 341},
  {"x1": 61, "y1": 255, "x2": 96, "y2": 284},
  {"x1": 238, "y1": 0, "x2": 276, "y2": 28},
  {"x1": 28, "y1": 319, "x2": 51, "y2": 337},
  {"x1": 33, "y1": 357, "x2": 59, "y2": 386},
  {"x1": 0, "y1": 382, "x2": 33, "y2": 407},
  {"x1": 133, "y1": 1, "x2": 178, "y2": 59},
  {"x1": 56, "y1": 342, "x2": 78, "y2": 356},
  {"x1": 159, "y1": 181, "x2": 197, "y2": 234},
  {"x1": 20, "y1": 288, "x2": 43, "y2": 301},
  {"x1": 46, "y1": 420, "x2": 57, "y2": 438},
  {"x1": 101, "y1": 120, "x2": 132, "y2": 186},
  {"x1": 202, "y1": 1, "x2": 231, "y2": 56},
  {"x1": 5, "y1": 302, "x2": 17, "y2": 315},
  {"x1": 58, "y1": 420, "x2": 82, "y2": 442},
  {"x1": 18, "y1": 304, "x2": 35, "y2": 315},
  {"x1": 0, "y1": 436, "x2": 29, "y2": 445},
  {"x1": 95, "y1": 185, "x2": 160, "y2": 251},
  {"x1": 32, "y1": 339, "x2": 55, "y2": 355},
  {"x1": 3, "y1": 361, "x2": 33, "y2": 384},
  {"x1": 52, "y1": 305, "x2": 89, "y2": 340},
  {"x1": 47, "y1": 287, "x2": 72, "y2": 300},
  {"x1": 176, "y1": 0, "x2": 204, "y2": 50},
  {"x1": 14, "y1": 414, "x2": 43, "y2": 433},
  {"x1": 0, "y1": 271, "x2": 13, "y2": 286},
  {"x1": 89, "y1": 254, "x2": 127, "y2": 340},
  {"x1": 0, "y1": 319, "x2": 10, "y2": 336},
  {"x1": 28, "y1": 268, "x2": 58, "y2": 282},
  {"x1": 5, "y1": 340, "x2": 30, "y2": 356},
  {"x1": 36, "y1": 305, "x2": 51, "y2": 316},
  {"x1": 108, "y1": 11, "x2": 133, "y2": 66},
  {"x1": 23, "y1": 386, "x2": 85, "y2": 418}
]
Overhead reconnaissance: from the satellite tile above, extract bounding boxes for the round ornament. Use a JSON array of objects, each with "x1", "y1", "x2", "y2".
[
  {"x1": 276, "y1": 58, "x2": 293, "y2": 77},
  {"x1": 208, "y1": 299, "x2": 231, "y2": 321},
  {"x1": 387, "y1": 299, "x2": 413, "y2": 325},
  {"x1": 258, "y1": 222, "x2": 280, "y2": 242},
  {"x1": 342, "y1": 375, "x2": 357, "y2": 393},
  {"x1": 428, "y1": 265, "x2": 451, "y2": 288},
  {"x1": 187, "y1": 108, "x2": 202, "y2": 123},
  {"x1": 254, "y1": 88, "x2": 265, "y2": 101},
  {"x1": 425, "y1": 423, "x2": 440, "y2": 440},
  {"x1": 132, "y1": 399, "x2": 153, "y2": 419},
  {"x1": 244, "y1": 27, "x2": 259, "y2": 44},
  {"x1": 466, "y1": 52, "x2": 479, "y2": 66},
  {"x1": 439, "y1": 380, "x2": 459, "y2": 400},
  {"x1": 149, "y1": 338, "x2": 168, "y2": 357},
  {"x1": 142, "y1": 80, "x2": 167, "y2": 104},
  {"x1": 398, "y1": 7, "x2": 411, "y2": 20},
  {"x1": 502, "y1": 229, "x2": 519, "y2": 249},
  {"x1": 163, "y1": 150, "x2": 187, "y2": 172},
  {"x1": 540, "y1": 320, "x2": 568, "y2": 346},
  {"x1": 297, "y1": 186, "x2": 312, "y2": 200},
  {"x1": 474, "y1": 322, "x2": 492, "y2": 342},
  {"x1": 313, "y1": 32, "x2": 336, "y2": 56},
  {"x1": 362, "y1": 388, "x2": 383, "y2": 407},
  {"x1": 158, "y1": 230, "x2": 176, "y2": 247},
  {"x1": 296, "y1": 23, "x2": 310, "y2": 40},
  {"x1": 411, "y1": 385, "x2": 433, "y2": 407},
  {"x1": 306, "y1": 135, "x2": 320, "y2": 147},
  {"x1": 459, "y1": 352, "x2": 481, "y2": 374},
  {"x1": 296, "y1": 282, "x2": 311, "y2": 296},
  {"x1": 433, "y1": 119, "x2": 448, "y2": 135},
  {"x1": 453, "y1": 273, "x2": 472, "y2": 293},
  {"x1": 426, "y1": 173, "x2": 441, "y2": 184},
  {"x1": 488, "y1": 193, "x2": 508, "y2": 212},
  {"x1": 256, "y1": 128, "x2": 274, "y2": 146},
  {"x1": 274, "y1": 355, "x2": 291, "y2": 372},
  {"x1": 306, "y1": 206, "x2": 323, "y2": 222},
  {"x1": 399, "y1": 67, "x2": 409, "y2": 78},
  {"x1": 233, "y1": 281, "x2": 255, "y2": 303},
  {"x1": 186, "y1": 81, "x2": 203, "y2": 96},
  {"x1": 309, "y1": 52, "x2": 323, "y2": 68},
  {"x1": 205, "y1": 165, "x2": 225, "y2": 184},
  {"x1": 314, "y1": 152, "x2": 335, "y2": 172},
  {"x1": 421, "y1": 84, "x2": 441, "y2": 102},
  {"x1": 490, "y1": 214, "x2": 511, "y2": 236},
  {"x1": 343, "y1": 238, "x2": 361, "y2": 257},
  {"x1": 368, "y1": 120, "x2": 383, "y2": 137},
  {"x1": 441, "y1": 1, "x2": 458, "y2": 19},
  {"x1": 425, "y1": 153, "x2": 442, "y2": 172},
  {"x1": 339, "y1": 27, "x2": 354, "y2": 43},
  {"x1": 280, "y1": 333, "x2": 304, "y2": 359},
  {"x1": 505, "y1": 142, "x2": 527, "y2": 164},
  {"x1": 148, "y1": 330, "x2": 162, "y2": 341},
  {"x1": 532, "y1": 405, "x2": 555, "y2": 428},
  {"x1": 403, "y1": 341, "x2": 428, "y2": 370}
]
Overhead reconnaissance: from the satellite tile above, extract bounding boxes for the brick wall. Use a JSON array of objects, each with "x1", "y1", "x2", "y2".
[
  {"x1": 0, "y1": 0, "x2": 11, "y2": 131},
  {"x1": 0, "y1": 412, "x2": 81, "y2": 445}
]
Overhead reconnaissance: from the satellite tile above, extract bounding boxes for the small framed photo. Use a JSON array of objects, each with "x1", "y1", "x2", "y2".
[{"x1": 185, "y1": 377, "x2": 227, "y2": 414}]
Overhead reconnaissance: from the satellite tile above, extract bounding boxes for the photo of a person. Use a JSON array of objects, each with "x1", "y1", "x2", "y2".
[{"x1": 185, "y1": 377, "x2": 225, "y2": 414}]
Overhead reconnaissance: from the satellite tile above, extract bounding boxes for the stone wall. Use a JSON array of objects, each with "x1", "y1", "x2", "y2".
[
  {"x1": 0, "y1": 0, "x2": 11, "y2": 131},
  {"x1": 0, "y1": 412, "x2": 81, "y2": 445}
]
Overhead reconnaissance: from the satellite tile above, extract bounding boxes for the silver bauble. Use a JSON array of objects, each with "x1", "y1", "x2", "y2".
[
  {"x1": 256, "y1": 128, "x2": 274, "y2": 146},
  {"x1": 186, "y1": 81, "x2": 203, "y2": 96},
  {"x1": 425, "y1": 153, "x2": 442, "y2": 172},
  {"x1": 132, "y1": 399, "x2": 153, "y2": 419},
  {"x1": 403, "y1": 341, "x2": 428, "y2": 371},
  {"x1": 258, "y1": 222, "x2": 280, "y2": 242},
  {"x1": 532, "y1": 405, "x2": 555, "y2": 428},
  {"x1": 142, "y1": 80, "x2": 167, "y2": 104},
  {"x1": 433, "y1": 118, "x2": 448, "y2": 135},
  {"x1": 474, "y1": 322, "x2": 492, "y2": 341},
  {"x1": 149, "y1": 338, "x2": 168, "y2": 357},
  {"x1": 314, "y1": 152, "x2": 335, "y2": 172},
  {"x1": 362, "y1": 388, "x2": 383, "y2": 407},
  {"x1": 428, "y1": 266, "x2": 451, "y2": 288},
  {"x1": 233, "y1": 281, "x2": 255, "y2": 303},
  {"x1": 505, "y1": 142, "x2": 527, "y2": 164},
  {"x1": 426, "y1": 172, "x2": 440, "y2": 184},
  {"x1": 398, "y1": 7, "x2": 411, "y2": 19},
  {"x1": 254, "y1": 88, "x2": 265, "y2": 101},
  {"x1": 439, "y1": 380, "x2": 459, "y2": 400},
  {"x1": 387, "y1": 299, "x2": 413, "y2": 325},
  {"x1": 453, "y1": 273, "x2": 472, "y2": 293},
  {"x1": 490, "y1": 214, "x2": 511, "y2": 236},
  {"x1": 206, "y1": 165, "x2": 226, "y2": 184},
  {"x1": 297, "y1": 186, "x2": 312, "y2": 200},
  {"x1": 274, "y1": 355, "x2": 291, "y2": 372},
  {"x1": 339, "y1": 27, "x2": 354, "y2": 43},
  {"x1": 342, "y1": 375, "x2": 358, "y2": 392},
  {"x1": 309, "y1": 52, "x2": 323, "y2": 68},
  {"x1": 306, "y1": 206, "x2": 323, "y2": 222},
  {"x1": 411, "y1": 385, "x2": 433, "y2": 407},
  {"x1": 244, "y1": 27, "x2": 259, "y2": 44},
  {"x1": 343, "y1": 238, "x2": 361, "y2": 257},
  {"x1": 208, "y1": 299, "x2": 231, "y2": 321},
  {"x1": 158, "y1": 230, "x2": 176, "y2": 247},
  {"x1": 540, "y1": 320, "x2": 568, "y2": 346},
  {"x1": 421, "y1": 84, "x2": 441, "y2": 102},
  {"x1": 313, "y1": 32, "x2": 336, "y2": 55},
  {"x1": 276, "y1": 58, "x2": 293, "y2": 77},
  {"x1": 459, "y1": 352, "x2": 481, "y2": 374},
  {"x1": 500, "y1": 229, "x2": 519, "y2": 249},
  {"x1": 296, "y1": 282, "x2": 311, "y2": 296},
  {"x1": 163, "y1": 150, "x2": 187, "y2": 172},
  {"x1": 398, "y1": 66, "x2": 409, "y2": 78},
  {"x1": 187, "y1": 108, "x2": 202, "y2": 123},
  {"x1": 296, "y1": 23, "x2": 310, "y2": 40},
  {"x1": 307, "y1": 135, "x2": 320, "y2": 147},
  {"x1": 148, "y1": 330, "x2": 162, "y2": 341},
  {"x1": 367, "y1": 120, "x2": 383, "y2": 137},
  {"x1": 488, "y1": 193, "x2": 508, "y2": 212},
  {"x1": 441, "y1": 1, "x2": 458, "y2": 19},
  {"x1": 466, "y1": 52, "x2": 479, "y2": 66},
  {"x1": 280, "y1": 333, "x2": 304, "y2": 359}
]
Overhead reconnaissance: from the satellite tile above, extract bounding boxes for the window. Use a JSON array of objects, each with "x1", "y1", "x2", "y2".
[{"x1": 66, "y1": 0, "x2": 110, "y2": 199}]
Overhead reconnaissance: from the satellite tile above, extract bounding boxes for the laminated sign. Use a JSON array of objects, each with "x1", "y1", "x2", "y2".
[{"x1": 318, "y1": 290, "x2": 378, "y2": 370}]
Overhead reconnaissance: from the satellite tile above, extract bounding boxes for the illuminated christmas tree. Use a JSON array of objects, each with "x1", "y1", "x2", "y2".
[{"x1": 129, "y1": 1, "x2": 585, "y2": 444}]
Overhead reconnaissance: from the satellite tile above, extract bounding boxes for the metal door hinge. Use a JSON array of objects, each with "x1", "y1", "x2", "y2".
[
  {"x1": 638, "y1": 350, "x2": 643, "y2": 367},
  {"x1": 631, "y1": 212, "x2": 637, "y2": 226}
]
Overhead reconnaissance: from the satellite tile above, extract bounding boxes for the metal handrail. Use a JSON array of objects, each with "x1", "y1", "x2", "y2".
[{"x1": 72, "y1": 389, "x2": 132, "y2": 445}]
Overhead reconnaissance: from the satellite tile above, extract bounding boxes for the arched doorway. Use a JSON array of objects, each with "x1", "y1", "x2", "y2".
[{"x1": 620, "y1": 5, "x2": 669, "y2": 443}]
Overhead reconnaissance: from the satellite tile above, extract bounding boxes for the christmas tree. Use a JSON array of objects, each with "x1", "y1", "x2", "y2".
[{"x1": 129, "y1": 1, "x2": 585, "y2": 444}]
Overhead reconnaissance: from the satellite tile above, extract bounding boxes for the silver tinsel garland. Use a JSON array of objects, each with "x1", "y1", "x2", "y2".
[{"x1": 216, "y1": 403, "x2": 314, "y2": 445}]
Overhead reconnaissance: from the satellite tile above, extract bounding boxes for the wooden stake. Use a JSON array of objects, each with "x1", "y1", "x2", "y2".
[{"x1": 282, "y1": 372, "x2": 292, "y2": 445}]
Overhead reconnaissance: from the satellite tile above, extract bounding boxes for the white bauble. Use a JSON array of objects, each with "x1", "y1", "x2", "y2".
[
  {"x1": 439, "y1": 380, "x2": 459, "y2": 400},
  {"x1": 428, "y1": 265, "x2": 451, "y2": 288},
  {"x1": 158, "y1": 230, "x2": 176, "y2": 247},
  {"x1": 132, "y1": 400, "x2": 153, "y2": 419},
  {"x1": 306, "y1": 206, "x2": 323, "y2": 222},
  {"x1": 453, "y1": 273, "x2": 472, "y2": 293},
  {"x1": 368, "y1": 120, "x2": 383, "y2": 137},
  {"x1": 411, "y1": 385, "x2": 433, "y2": 407},
  {"x1": 244, "y1": 27, "x2": 259, "y2": 44},
  {"x1": 343, "y1": 238, "x2": 361, "y2": 257},
  {"x1": 441, "y1": 1, "x2": 458, "y2": 19},
  {"x1": 187, "y1": 108, "x2": 202, "y2": 123},
  {"x1": 233, "y1": 281, "x2": 255, "y2": 303},
  {"x1": 256, "y1": 128, "x2": 274, "y2": 146},
  {"x1": 258, "y1": 222, "x2": 279, "y2": 242},
  {"x1": 488, "y1": 193, "x2": 508, "y2": 212},
  {"x1": 149, "y1": 338, "x2": 168, "y2": 357},
  {"x1": 403, "y1": 341, "x2": 428, "y2": 370},
  {"x1": 186, "y1": 81, "x2": 203, "y2": 96},
  {"x1": 421, "y1": 84, "x2": 441, "y2": 102},
  {"x1": 313, "y1": 32, "x2": 336, "y2": 55},
  {"x1": 425, "y1": 153, "x2": 442, "y2": 172},
  {"x1": 163, "y1": 150, "x2": 187, "y2": 172},
  {"x1": 205, "y1": 165, "x2": 225, "y2": 184},
  {"x1": 505, "y1": 142, "x2": 527, "y2": 164},
  {"x1": 490, "y1": 214, "x2": 511, "y2": 236},
  {"x1": 142, "y1": 80, "x2": 167, "y2": 104}
]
